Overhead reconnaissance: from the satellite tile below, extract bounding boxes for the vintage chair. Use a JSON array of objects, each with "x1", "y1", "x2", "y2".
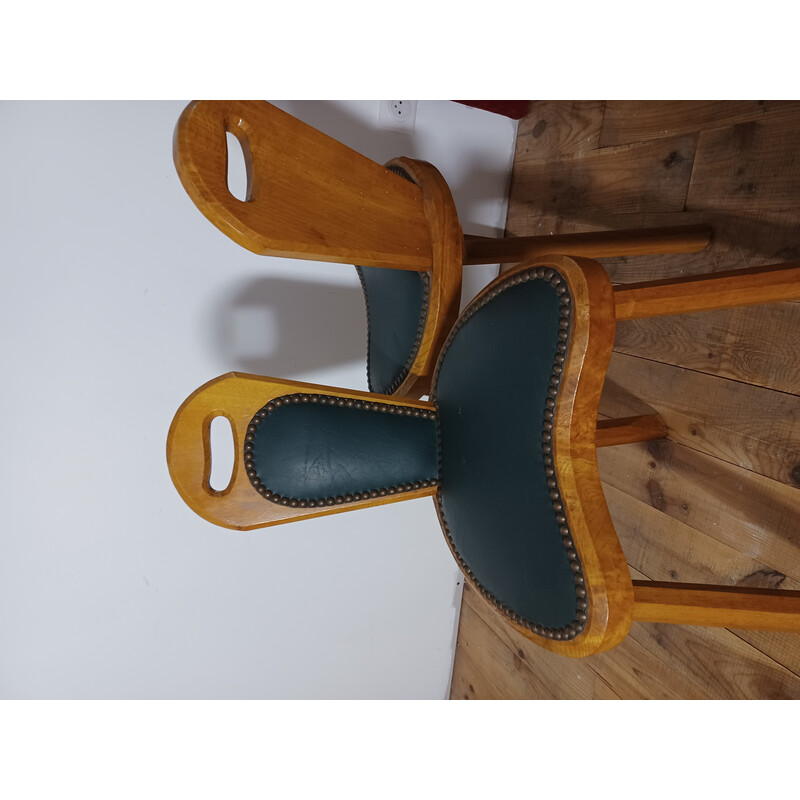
[
  {"x1": 167, "y1": 254, "x2": 800, "y2": 657},
  {"x1": 174, "y1": 100, "x2": 712, "y2": 397}
]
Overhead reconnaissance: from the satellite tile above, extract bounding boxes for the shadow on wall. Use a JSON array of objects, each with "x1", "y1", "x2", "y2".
[
  {"x1": 211, "y1": 276, "x2": 368, "y2": 377},
  {"x1": 204, "y1": 101, "x2": 513, "y2": 378},
  {"x1": 277, "y1": 100, "x2": 419, "y2": 166}
]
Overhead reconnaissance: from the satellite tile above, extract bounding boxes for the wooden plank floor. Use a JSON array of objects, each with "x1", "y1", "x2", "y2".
[{"x1": 449, "y1": 101, "x2": 800, "y2": 700}]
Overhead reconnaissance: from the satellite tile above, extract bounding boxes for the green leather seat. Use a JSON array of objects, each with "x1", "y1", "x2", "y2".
[
  {"x1": 246, "y1": 264, "x2": 584, "y2": 640},
  {"x1": 432, "y1": 265, "x2": 585, "y2": 640}
]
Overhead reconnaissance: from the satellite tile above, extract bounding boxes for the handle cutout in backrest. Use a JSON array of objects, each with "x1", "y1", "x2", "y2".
[
  {"x1": 174, "y1": 101, "x2": 434, "y2": 268},
  {"x1": 207, "y1": 414, "x2": 236, "y2": 493},
  {"x1": 225, "y1": 127, "x2": 253, "y2": 202},
  {"x1": 166, "y1": 372, "x2": 440, "y2": 529}
]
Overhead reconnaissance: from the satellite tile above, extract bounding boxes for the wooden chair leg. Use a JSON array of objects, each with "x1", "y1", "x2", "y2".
[
  {"x1": 633, "y1": 581, "x2": 800, "y2": 631},
  {"x1": 615, "y1": 261, "x2": 800, "y2": 320},
  {"x1": 464, "y1": 224, "x2": 712, "y2": 265},
  {"x1": 595, "y1": 414, "x2": 668, "y2": 447}
]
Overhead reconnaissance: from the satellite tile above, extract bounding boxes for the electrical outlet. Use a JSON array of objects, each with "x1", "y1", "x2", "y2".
[{"x1": 380, "y1": 100, "x2": 417, "y2": 129}]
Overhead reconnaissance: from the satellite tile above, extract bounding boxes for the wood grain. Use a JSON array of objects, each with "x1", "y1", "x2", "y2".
[
  {"x1": 508, "y1": 135, "x2": 697, "y2": 216},
  {"x1": 599, "y1": 101, "x2": 800, "y2": 147},
  {"x1": 613, "y1": 302, "x2": 800, "y2": 394},
  {"x1": 505, "y1": 207, "x2": 800, "y2": 283},
  {"x1": 470, "y1": 224, "x2": 711, "y2": 266},
  {"x1": 730, "y1": 629, "x2": 800, "y2": 676},
  {"x1": 596, "y1": 440, "x2": 800, "y2": 581},
  {"x1": 385, "y1": 157, "x2": 463, "y2": 398},
  {"x1": 454, "y1": 583, "x2": 622, "y2": 700},
  {"x1": 603, "y1": 482, "x2": 800, "y2": 591},
  {"x1": 174, "y1": 102, "x2": 464, "y2": 400},
  {"x1": 624, "y1": 618, "x2": 800, "y2": 699},
  {"x1": 601, "y1": 352, "x2": 800, "y2": 488},
  {"x1": 604, "y1": 483, "x2": 800, "y2": 672},
  {"x1": 174, "y1": 100, "x2": 432, "y2": 269},
  {"x1": 588, "y1": 623, "x2": 710, "y2": 699},
  {"x1": 633, "y1": 581, "x2": 800, "y2": 631},
  {"x1": 625, "y1": 566, "x2": 800, "y2": 699},
  {"x1": 449, "y1": 598, "x2": 558, "y2": 699},
  {"x1": 515, "y1": 100, "x2": 605, "y2": 161},
  {"x1": 591, "y1": 677, "x2": 623, "y2": 699},
  {"x1": 614, "y1": 262, "x2": 800, "y2": 319},
  {"x1": 455, "y1": 566, "x2": 800, "y2": 699},
  {"x1": 688, "y1": 116, "x2": 800, "y2": 212},
  {"x1": 595, "y1": 415, "x2": 667, "y2": 447}
]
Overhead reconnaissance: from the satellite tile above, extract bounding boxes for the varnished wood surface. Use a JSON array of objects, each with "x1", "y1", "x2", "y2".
[
  {"x1": 386, "y1": 157, "x2": 463, "y2": 398},
  {"x1": 174, "y1": 102, "x2": 465, "y2": 400},
  {"x1": 450, "y1": 100, "x2": 800, "y2": 699},
  {"x1": 595, "y1": 414, "x2": 667, "y2": 447},
  {"x1": 632, "y1": 581, "x2": 800, "y2": 631},
  {"x1": 613, "y1": 262, "x2": 800, "y2": 320},
  {"x1": 466, "y1": 224, "x2": 711, "y2": 264},
  {"x1": 174, "y1": 101, "x2": 433, "y2": 269},
  {"x1": 167, "y1": 372, "x2": 436, "y2": 531}
]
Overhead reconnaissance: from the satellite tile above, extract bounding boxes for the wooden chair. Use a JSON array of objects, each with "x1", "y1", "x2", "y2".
[
  {"x1": 167, "y1": 254, "x2": 800, "y2": 657},
  {"x1": 174, "y1": 100, "x2": 712, "y2": 397}
]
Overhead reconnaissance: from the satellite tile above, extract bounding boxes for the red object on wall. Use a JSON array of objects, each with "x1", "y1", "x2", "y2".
[{"x1": 455, "y1": 101, "x2": 531, "y2": 119}]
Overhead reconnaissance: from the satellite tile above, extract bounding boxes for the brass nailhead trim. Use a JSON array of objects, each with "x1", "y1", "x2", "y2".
[
  {"x1": 244, "y1": 393, "x2": 438, "y2": 507},
  {"x1": 431, "y1": 266, "x2": 587, "y2": 642}
]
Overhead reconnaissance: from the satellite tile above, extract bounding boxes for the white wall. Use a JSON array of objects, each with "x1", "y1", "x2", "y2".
[{"x1": 0, "y1": 100, "x2": 516, "y2": 698}]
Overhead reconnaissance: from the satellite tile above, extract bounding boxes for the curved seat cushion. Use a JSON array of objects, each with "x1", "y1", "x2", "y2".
[
  {"x1": 356, "y1": 266, "x2": 429, "y2": 394},
  {"x1": 432, "y1": 266, "x2": 586, "y2": 640},
  {"x1": 355, "y1": 164, "x2": 430, "y2": 395},
  {"x1": 246, "y1": 393, "x2": 438, "y2": 506}
]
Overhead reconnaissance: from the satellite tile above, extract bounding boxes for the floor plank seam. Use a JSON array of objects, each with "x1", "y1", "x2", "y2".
[{"x1": 610, "y1": 346, "x2": 800, "y2": 400}]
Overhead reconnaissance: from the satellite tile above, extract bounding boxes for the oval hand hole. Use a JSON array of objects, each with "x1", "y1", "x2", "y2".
[
  {"x1": 226, "y1": 131, "x2": 251, "y2": 201},
  {"x1": 208, "y1": 415, "x2": 235, "y2": 492}
]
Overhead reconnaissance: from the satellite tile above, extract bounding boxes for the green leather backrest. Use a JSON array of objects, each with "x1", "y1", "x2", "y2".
[
  {"x1": 357, "y1": 265, "x2": 429, "y2": 394},
  {"x1": 433, "y1": 267, "x2": 585, "y2": 638},
  {"x1": 248, "y1": 393, "x2": 438, "y2": 506}
]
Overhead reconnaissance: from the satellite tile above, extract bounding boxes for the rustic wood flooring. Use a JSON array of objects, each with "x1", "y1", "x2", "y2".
[{"x1": 449, "y1": 101, "x2": 800, "y2": 700}]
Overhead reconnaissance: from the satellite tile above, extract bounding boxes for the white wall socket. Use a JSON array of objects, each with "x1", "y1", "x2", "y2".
[{"x1": 379, "y1": 100, "x2": 417, "y2": 129}]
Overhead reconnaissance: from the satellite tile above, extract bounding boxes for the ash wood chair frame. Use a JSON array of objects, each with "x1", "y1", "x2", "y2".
[
  {"x1": 168, "y1": 254, "x2": 800, "y2": 657},
  {"x1": 174, "y1": 100, "x2": 712, "y2": 397}
]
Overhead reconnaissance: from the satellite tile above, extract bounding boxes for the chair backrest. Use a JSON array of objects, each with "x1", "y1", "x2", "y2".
[
  {"x1": 174, "y1": 101, "x2": 464, "y2": 399},
  {"x1": 173, "y1": 100, "x2": 435, "y2": 269},
  {"x1": 166, "y1": 372, "x2": 439, "y2": 530}
]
